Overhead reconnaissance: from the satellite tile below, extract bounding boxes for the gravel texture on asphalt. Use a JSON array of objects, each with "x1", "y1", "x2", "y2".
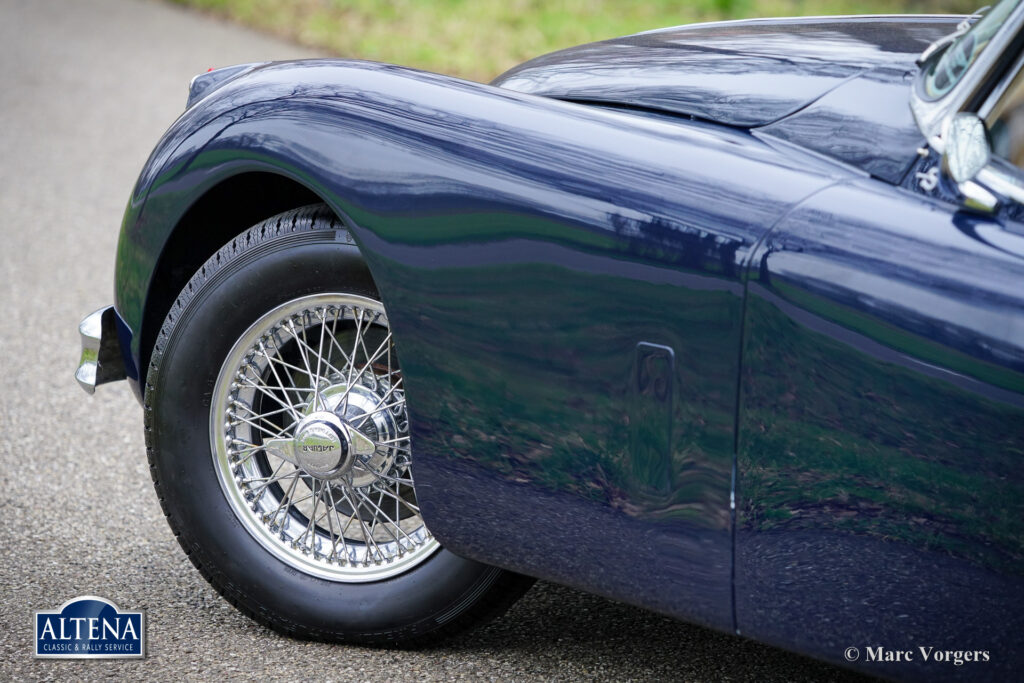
[{"x1": 0, "y1": 0, "x2": 871, "y2": 679}]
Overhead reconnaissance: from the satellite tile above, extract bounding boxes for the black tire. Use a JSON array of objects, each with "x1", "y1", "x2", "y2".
[{"x1": 145, "y1": 204, "x2": 533, "y2": 645}]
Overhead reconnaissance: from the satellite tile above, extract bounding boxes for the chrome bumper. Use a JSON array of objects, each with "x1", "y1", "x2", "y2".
[{"x1": 76, "y1": 306, "x2": 128, "y2": 394}]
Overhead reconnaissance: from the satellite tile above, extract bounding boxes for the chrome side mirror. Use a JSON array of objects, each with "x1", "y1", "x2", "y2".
[
  {"x1": 944, "y1": 113, "x2": 990, "y2": 182},
  {"x1": 943, "y1": 113, "x2": 999, "y2": 212}
]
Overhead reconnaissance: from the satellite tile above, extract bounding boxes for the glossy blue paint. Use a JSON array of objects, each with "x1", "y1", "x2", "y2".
[
  {"x1": 186, "y1": 62, "x2": 267, "y2": 109},
  {"x1": 497, "y1": 15, "x2": 958, "y2": 184},
  {"x1": 115, "y1": 58, "x2": 849, "y2": 634},
  {"x1": 757, "y1": 67, "x2": 924, "y2": 183},
  {"x1": 737, "y1": 178, "x2": 1024, "y2": 678},
  {"x1": 494, "y1": 16, "x2": 958, "y2": 125}
]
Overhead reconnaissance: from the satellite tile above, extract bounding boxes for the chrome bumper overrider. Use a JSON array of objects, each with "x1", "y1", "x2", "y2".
[{"x1": 76, "y1": 306, "x2": 127, "y2": 394}]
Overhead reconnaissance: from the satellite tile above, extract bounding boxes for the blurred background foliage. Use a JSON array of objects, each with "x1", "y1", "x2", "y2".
[{"x1": 171, "y1": 0, "x2": 980, "y2": 81}]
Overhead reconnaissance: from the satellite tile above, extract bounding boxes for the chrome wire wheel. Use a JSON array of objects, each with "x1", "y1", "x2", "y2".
[{"x1": 211, "y1": 293, "x2": 439, "y2": 582}]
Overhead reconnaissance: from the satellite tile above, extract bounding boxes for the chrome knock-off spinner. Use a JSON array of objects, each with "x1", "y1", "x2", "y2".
[{"x1": 264, "y1": 410, "x2": 374, "y2": 480}]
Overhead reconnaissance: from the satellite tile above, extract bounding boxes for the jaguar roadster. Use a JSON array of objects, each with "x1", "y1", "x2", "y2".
[{"x1": 78, "y1": 3, "x2": 1024, "y2": 679}]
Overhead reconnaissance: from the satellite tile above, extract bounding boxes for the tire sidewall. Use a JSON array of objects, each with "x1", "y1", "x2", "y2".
[{"x1": 148, "y1": 228, "x2": 499, "y2": 642}]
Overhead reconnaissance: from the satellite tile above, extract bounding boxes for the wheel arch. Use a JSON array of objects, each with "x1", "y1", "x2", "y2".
[{"x1": 139, "y1": 171, "x2": 336, "y2": 388}]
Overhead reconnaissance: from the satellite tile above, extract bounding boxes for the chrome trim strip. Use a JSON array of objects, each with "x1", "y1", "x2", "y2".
[
  {"x1": 979, "y1": 163, "x2": 1024, "y2": 202},
  {"x1": 960, "y1": 178, "x2": 1001, "y2": 211},
  {"x1": 978, "y1": 49, "x2": 1024, "y2": 118}
]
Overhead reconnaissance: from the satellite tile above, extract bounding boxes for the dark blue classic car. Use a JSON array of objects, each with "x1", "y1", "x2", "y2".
[{"x1": 78, "y1": 3, "x2": 1024, "y2": 679}]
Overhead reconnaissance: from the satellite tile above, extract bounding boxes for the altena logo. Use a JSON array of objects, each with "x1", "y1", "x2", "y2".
[{"x1": 35, "y1": 596, "x2": 145, "y2": 659}]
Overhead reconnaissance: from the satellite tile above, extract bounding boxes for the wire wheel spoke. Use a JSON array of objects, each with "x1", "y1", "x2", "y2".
[{"x1": 212, "y1": 293, "x2": 439, "y2": 582}]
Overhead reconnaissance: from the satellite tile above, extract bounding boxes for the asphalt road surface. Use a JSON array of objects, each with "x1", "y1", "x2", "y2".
[{"x1": 0, "y1": 1, "x2": 869, "y2": 680}]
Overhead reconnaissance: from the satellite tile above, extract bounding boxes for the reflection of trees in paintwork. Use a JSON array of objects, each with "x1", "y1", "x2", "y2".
[
  {"x1": 611, "y1": 213, "x2": 743, "y2": 277},
  {"x1": 498, "y1": 17, "x2": 956, "y2": 129},
  {"x1": 373, "y1": 255, "x2": 739, "y2": 530},
  {"x1": 760, "y1": 68, "x2": 922, "y2": 182},
  {"x1": 739, "y1": 290, "x2": 1024, "y2": 574}
]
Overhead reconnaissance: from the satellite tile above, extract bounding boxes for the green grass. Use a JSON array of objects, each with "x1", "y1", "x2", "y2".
[{"x1": 170, "y1": 0, "x2": 978, "y2": 82}]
